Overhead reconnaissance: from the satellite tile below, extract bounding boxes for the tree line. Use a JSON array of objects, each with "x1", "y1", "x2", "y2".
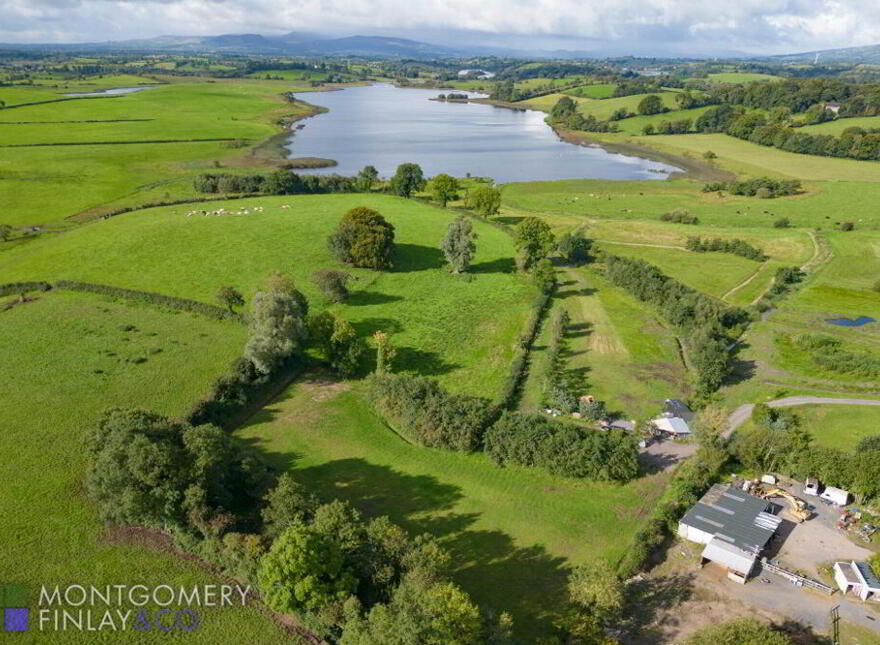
[
  {"x1": 684, "y1": 236, "x2": 766, "y2": 261},
  {"x1": 702, "y1": 177, "x2": 802, "y2": 198},
  {"x1": 604, "y1": 255, "x2": 749, "y2": 394}
]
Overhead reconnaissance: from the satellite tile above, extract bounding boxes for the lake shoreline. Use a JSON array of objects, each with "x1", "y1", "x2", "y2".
[
  {"x1": 283, "y1": 83, "x2": 681, "y2": 182},
  {"x1": 469, "y1": 96, "x2": 731, "y2": 181}
]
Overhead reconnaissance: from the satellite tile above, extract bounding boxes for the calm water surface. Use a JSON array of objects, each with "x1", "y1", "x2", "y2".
[
  {"x1": 64, "y1": 86, "x2": 154, "y2": 97},
  {"x1": 286, "y1": 84, "x2": 680, "y2": 182}
]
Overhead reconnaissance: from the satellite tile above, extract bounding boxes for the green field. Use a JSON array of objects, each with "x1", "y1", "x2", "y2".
[
  {"x1": 706, "y1": 72, "x2": 782, "y2": 83},
  {"x1": 522, "y1": 91, "x2": 681, "y2": 120},
  {"x1": 236, "y1": 376, "x2": 670, "y2": 640},
  {"x1": 801, "y1": 115, "x2": 880, "y2": 135},
  {"x1": 563, "y1": 83, "x2": 616, "y2": 99},
  {"x1": 501, "y1": 177, "x2": 880, "y2": 230},
  {"x1": 624, "y1": 133, "x2": 880, "y2": 181},
  {"x1": 0, "y1": 79, "x2": 314, "y2": 227},
  {"x1": 0, "y1": 291, "x2": 291, "y2": 643},
  {"x1": 520, "y1": 267, "x2": 689, "y2": 419},
  {"x1": 614, "y1": 105, "x2": 713, "y2": 135},
  {"x1": 0, "y1": 194, "x2": 533, "y2": 398}
]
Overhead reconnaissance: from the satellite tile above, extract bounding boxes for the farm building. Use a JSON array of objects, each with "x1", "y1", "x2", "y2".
[
  {"x1": 651, "y1": 416, "x2": 691, "y2": 437},
  {"x1": 663, "y1": 399, "x2": 694, "y2": 423},
  {"x1": 833, "y1": 561, "x2": 880, "y2": 602},
  {"x1": 678, "y1": 484, "x2": 783, "y2": 583}
]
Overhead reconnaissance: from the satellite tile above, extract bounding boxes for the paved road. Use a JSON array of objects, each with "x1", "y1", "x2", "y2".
[{"x1": 725, "y1": 396, "x2": 880, "y2": 438}]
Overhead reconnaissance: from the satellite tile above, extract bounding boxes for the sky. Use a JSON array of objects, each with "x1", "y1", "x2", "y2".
[{"x1": 2, "y1": 0, "x2": 880, "y2": 56}]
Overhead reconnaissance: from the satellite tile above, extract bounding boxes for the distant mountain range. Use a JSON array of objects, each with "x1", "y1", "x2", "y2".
[
  {"x1": 0, "y1": 33, "x2": 467, "y2": 59},
  {"x1": 3, "y1": 31, "x2": 880, "y2": 63},
  {"x1": 766, "y1": 43, "x2": 880, "y2": 65}
]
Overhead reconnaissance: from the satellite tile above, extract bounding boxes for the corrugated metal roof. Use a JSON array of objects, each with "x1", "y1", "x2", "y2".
[
  {"x1": 702, "y1": 537, "x2": 757, "y2": 574},
  {"x1": 680, "y1": 484, "x2": 776, "y2": 552},
  {"x1": 855, "y1": 561, "x2": 880, "y2": 590},
  {"x1": 653, "y1": 416, "x2": 691, "y2": 435}
]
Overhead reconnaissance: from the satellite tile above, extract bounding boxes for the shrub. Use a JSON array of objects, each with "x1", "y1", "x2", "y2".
[
  {"x1": 367, "y1": 374, "x2": 495, "y2": 452},
  {"x1": 312, "y1": 269, "x2": 353, "y2": 303},
  {"x1": 841, "y1": 221, "x2": 855, "y2": 231},
  {"x1": 309, "y1": 311, "x2": 367, "y2": 377},
  {"x1": 328, "y1": 207, "x2": 396, "y2": 270},
  {"x1": 773, "y1": 217, "x2": 791, "y2": 228},
  {"x1": 684, "y1": 236, "x2": 766, "y2": 261},
  {"x1": 0, "y1": 281, "x2": 51, "y2": 297},
  {"x1": 659, "y1": 209, "x2": 699, "y2": 225},
  {"x1": 484, "y1": 412, "x2": 639, "y2": 481}
]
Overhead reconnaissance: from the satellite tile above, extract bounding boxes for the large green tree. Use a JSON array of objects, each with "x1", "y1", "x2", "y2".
[
  {"x1": 390, "y1": 163, "x2": 426, "y2": 198},
  {"x1": 357, "y1": 165, "x2": 379, "y2": 192},
  {"x1": 637, "y1": 94, "x2": 665, "y2": 115},
  {"x1": 328, "y1": 207, "x2": 396, "y2": 270},
  {"x1": 309, "y1": 311, "x2": 367, "y2": 377},
  {"x1": 259, "y1": 523, "x2": 358, "y2": 615},
  {"x1": 441, "y1": 215, "x2": 477, "y2": 273},
  {"x1": 466, "y1": 186, "x2": 501, "y2": 216},
  {"x1": 244, "y1": 274, "x2": 309, "y2": 375},
  {"x1": 513, "y1": 217, "x2": 556, "y2": 270},
  {"x1": 431, "y1": 174, "x2": 459, "y2": 207}
]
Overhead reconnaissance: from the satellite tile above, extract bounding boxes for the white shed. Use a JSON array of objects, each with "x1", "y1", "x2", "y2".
[
  {"x1": 820, "y1": 486, "x2": 849, "y2": 506},
  {"x1": 834, "y1": 561, "x2": 880, "y2": 601}
]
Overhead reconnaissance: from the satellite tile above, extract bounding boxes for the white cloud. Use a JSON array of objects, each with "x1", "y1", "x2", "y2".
[{"x1": 0, "y1": 0, "x2": 879, "y2": 54}]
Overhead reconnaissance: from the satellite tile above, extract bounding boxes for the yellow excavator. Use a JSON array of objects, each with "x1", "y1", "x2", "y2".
[{"x1": 759, "y1": 488, "x2": 810, "y2": 523}]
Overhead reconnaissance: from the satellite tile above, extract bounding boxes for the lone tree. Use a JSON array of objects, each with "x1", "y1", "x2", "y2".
[
  {"x1": 216, "y1": 285, "x2": 244, "y2": 313},
  {"x1": 356, "y1": 165, "x2": 379, "y2": 192},
  {"x1": 244, "y1": 273, "x2": 309, "y2": 375},
  {"x1": 373, "y1": 331, "x2": 396, "y2": 375},
  {"x1": 441, "y1": 215, "x2": 477, "y2": 273},
  {"x1": 513, "y1": 217, "x2": 555, "y2": 270},
  {"x1": 466, "y1": 186, "x2": 501, "y2": 217},
  {"x1": 312, "y1": 269, "x2": 353, "y2": 303},
  {"x1": 637, "y1": 94, "x2": 665, "y2": 115},
  {"x1": 328, "y1": 207, "x2": 396, "y2": 270},
  {"x1": 389, "y1": 163, "x2": 426, "y2": 198},
  {"x1": 431, "y1": 173, "x2": 459, "y2": 207}
]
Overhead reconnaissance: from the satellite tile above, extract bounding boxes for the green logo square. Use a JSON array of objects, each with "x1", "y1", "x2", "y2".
[{"x1": 2, "y1": 585, "x2": 27, "y2": 608}]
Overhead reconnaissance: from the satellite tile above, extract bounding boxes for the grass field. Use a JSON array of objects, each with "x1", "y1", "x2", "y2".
[
  {"x1": 625, "y1": 133, "x2": 880, "y2": 182},
  {"x1": 520, "y1": 267, "x2": 689, "y2": 419},
  {"x1": 235, "y1": 376, "x2": 671, "y2": 640},
  {"x1": 0, "y1": 79, "x2": 315, "y2": 227},
  {"x1": 801, "y1": 115, "x2": 880, "y2": 135},
  {"x1": 500, "y1": 178, "x2": 880, "y2": 230},
  {"x1": 563, "y1": 83, "x2": 616, "y2": 99},
  {"x1": 0, "y1": 194, "x2": 533, "y2": 398},
  {"x1": 0, "y1": 291, "x2": 292, "y2": 643},
  {"x1": 706, "y1": 72, "x2": 782, "y2": 83}
]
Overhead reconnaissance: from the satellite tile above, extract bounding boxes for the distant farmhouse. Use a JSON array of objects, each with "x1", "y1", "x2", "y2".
[
  {"x1": 651, "y1": 399, "x2": 693, "y2": 437},
  {"x1": 678, "y1": 484, "x2": 782, "y2": 583}
]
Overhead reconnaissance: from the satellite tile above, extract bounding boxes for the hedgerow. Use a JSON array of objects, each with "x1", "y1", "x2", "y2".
[{"x1": 54, "y1": 280, "x2": 245, "y2": 323}]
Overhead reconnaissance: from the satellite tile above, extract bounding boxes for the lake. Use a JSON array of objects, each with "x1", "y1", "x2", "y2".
[
  {"x1": 285, "y1": 84, "x2": 681, "y2": 183},
  {"x1": 63, "y1": 86, "x2": 154, "y2": 97}
]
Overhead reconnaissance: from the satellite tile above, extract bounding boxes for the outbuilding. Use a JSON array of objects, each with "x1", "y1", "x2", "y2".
[
  {"x1": 803, "y1": 478, "x2": 820, "y2": 496},
  {"x1": 678, "y1": 484, "x2": 782, "y2": 583},
  {"x1": 833, "y1": 561, "x2": 880, "y2": 602},
  {"x1": 652, "y1": 416, "x2": 691, "y2": 437},
  {"x1": 820, "y1": 486, "x2": 850, "y2": 506}
]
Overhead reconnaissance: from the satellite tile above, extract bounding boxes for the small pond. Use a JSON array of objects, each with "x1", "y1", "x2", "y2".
[{"x1": 825, "y1": 316, "x2": 876, "y2": 327}]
